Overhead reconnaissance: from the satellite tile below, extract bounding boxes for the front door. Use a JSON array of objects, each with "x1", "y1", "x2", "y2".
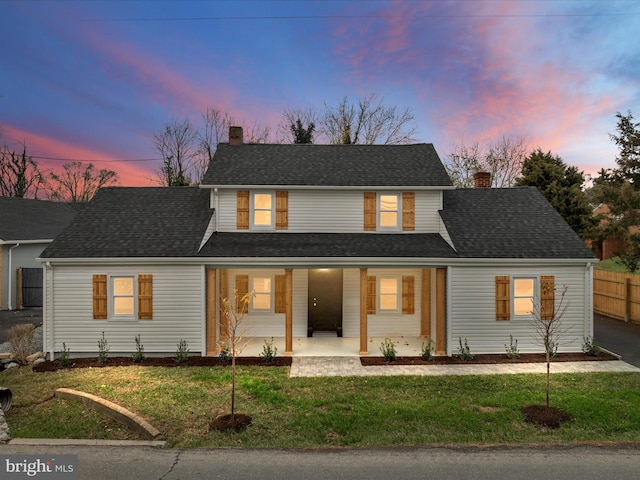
[{"x1": 308, "y1": 269, "x2": 343, "y2": 336}]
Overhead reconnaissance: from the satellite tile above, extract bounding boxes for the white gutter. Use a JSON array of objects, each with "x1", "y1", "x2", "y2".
[{"x1": 199, "y1": 185, "x2": 457, "y2": 191}]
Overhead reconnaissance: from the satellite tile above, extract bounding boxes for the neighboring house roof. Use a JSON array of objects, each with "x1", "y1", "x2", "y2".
[
  {"x1": 198, "y1": 232, "x2": 457, "y2": 258},
  {"x1": 202, "y1": 143, "x2": 453, "y2": 187},
  {"x1": 440, "y1": 187, "x2": 595, "y2": 259},
  {"x1": 0, "y1": 196, "x2": 80, "y2": 242},
  {"x1": 40, "y1": 187, "x2": 212, "y2": 258}
]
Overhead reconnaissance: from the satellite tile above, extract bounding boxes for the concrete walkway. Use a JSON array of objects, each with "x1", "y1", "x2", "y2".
[{"x1": 289, "y1": 357, "x2": 640, "y2": 377}]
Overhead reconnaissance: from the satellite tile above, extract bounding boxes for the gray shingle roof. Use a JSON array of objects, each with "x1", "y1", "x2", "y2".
[
  {"x1": 198, "y1": 233, "x2": 457, "y2": 259},
  {"x1": 0, "y1": 196, "x2": 80, "y2": 241},
  {"x1": 440, "y1": 187, "x2": 595, "y2": 259},
  {"x1": 40, "y1": 187, "x2": 212, "y2": 258},
  {"x1": 202, "y1": 143, "x2": 453, "y2": 187}
]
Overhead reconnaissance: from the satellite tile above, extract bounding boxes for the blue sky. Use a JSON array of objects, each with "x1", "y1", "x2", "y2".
[{"x1": 2, "y1": 0, "x2": 639, "y2": 186}]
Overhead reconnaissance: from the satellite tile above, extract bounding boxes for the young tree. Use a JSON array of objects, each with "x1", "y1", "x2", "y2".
[
  {"x1": 0, "y1": 142, "x2": 44, "y2": 198},
  {"x1": 45, "y1": 162, "x2": 118, "y2": 202},
  {"x1": 516, "y1": 149, "x2": 594, "y2": 237}
]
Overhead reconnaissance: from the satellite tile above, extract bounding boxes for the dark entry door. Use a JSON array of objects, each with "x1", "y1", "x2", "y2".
[
  {"x1": 20, "y1": 268, "x2": 43, "y2": 307},
  {"x1": 308, "y1": 269, "x2": 343, "y2": 336}
]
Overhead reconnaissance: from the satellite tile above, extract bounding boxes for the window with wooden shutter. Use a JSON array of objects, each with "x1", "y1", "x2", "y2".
[
  {"x1": 93, "y1": 274, "x2": 107, "y2": 319},
  {"x1": 235, "y1": 274, "x2": 249, "y2": 314},
  {"x1": 364, "y1": 192, "x2": 376, "y2": 231},
  {"x1": 495, "y1": 275, "x2": 510, "y2": 321},
  {"x1": 274, "y1": 274, "x2": 286, "y2": 313},
  {"x1": 402, "y1": 192, "x2": 415, "y2": 231},
  {"x1": 402, "y1": 276, "x2": 415, "y2": 314},
  {"x1": 540, "y1": 275, "x2": 555, "y2": 321},
  {"x1": 367, "y1": 275, "x2": 376, "y2": 314},
  {"x1": 237, "y1": 191, "x2": 250, "y2": 230},
  {"x1": 276, "y1": 191, "x2": 288, "y2": 230},
  {"x1": 138, "y1": 274, "x2": 153, "y2": 320}
]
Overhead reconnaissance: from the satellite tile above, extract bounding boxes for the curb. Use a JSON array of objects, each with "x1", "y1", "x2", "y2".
[
  {"x1": 7, "y1": 438, "x2": 166, "y2": 447},
  {"x1": 55, "y1": 388, "x2": 161, "y2": 440}
]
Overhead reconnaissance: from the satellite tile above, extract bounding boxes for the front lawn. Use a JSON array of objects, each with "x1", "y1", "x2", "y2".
[{"x1": 2, "y1": 365, "x2": 639, "y2": 448}]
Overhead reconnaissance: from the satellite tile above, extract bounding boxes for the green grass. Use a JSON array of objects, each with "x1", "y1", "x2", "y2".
[
  {"x1": 2, "y1": 365, "x2": 639, "y2": 448},
  {"x1": 594, "y1": 257, "x2": 635, "y2": 273}
]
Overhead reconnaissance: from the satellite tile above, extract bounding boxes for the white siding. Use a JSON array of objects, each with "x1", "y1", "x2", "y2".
[
  {"x1": 216, "y1": 189, "x2": 443, "y2": 233},
  {"x1": 47, "y1": 264, "x2": 204, "y2": 356},
  {"x1": 448, "y1": 264, "x2": 591, "y2": 354}
]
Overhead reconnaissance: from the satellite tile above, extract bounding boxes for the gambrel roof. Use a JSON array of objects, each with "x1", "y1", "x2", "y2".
[
  {"x1": 202, "y1": 143, "x2": 453, "y2": 187},
  {"x1": 440, "y1": 187, "x2": 594, "y2": 259},
  {"x1": 0, "y1": 196, "x2": 80, "y2": 242}
]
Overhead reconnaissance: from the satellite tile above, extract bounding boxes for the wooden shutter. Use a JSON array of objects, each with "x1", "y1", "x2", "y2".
[
  {"x1": 367, "y1": 275, "x2": 376, "y2": 314},
  {"x1": 138, "y1": 274, "x2": 153, "y2": 320},
  {"x1": 364, "y1": 192, "x2": 377, "y2": 231},
  {"x1": 92, "y1": 274, "x2": 108, "y2": 319},
  {"x1": 402, "y1": 276, "x2": 415, "y2": 314},
  {"x1": 276, "y1": 191, "x2": 288, "y2": 230},
  {"x1": 540, "y1": 275, "x2": 555, "y2": 321},
  {"x1": 495, "y1": 275, "x2": 510, "y2": 321},
  {"x1": 274, "y1": 274, "x2": 286, "y2": 313},
  {"x1": 237, "y1": 191, "x2": 249, "y2": 229},
  {"x1": 235, "y1": 274, "x2": 249, "y2": 314},
  {"x1": 402, "y1": 192, "x2": 415, "y2": 231}
]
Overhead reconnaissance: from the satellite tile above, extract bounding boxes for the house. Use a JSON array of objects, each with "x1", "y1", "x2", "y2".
[
  {"x1": 40, "y1": 127, "x2": 596, "y2": 359},
  {"x1": 0, "y1": 197, "x2": 79, "y2": 310}
]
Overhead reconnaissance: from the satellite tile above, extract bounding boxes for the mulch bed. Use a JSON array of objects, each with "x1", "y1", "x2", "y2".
[
  {"x1": 33, "y1": 356, "x2": 292, "y2": 372},
  {"x1": 521, "y1": 405, "x2": 572, "y2": 428},
  {"x1": 209, "y1": 413, "x2": 253, "y2": 432},
  {"x1": 361, "y1": 351, "x2": 619, "y2": 366}
]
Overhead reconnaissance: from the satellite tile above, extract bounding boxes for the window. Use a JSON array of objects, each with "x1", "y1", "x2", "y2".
[
  {"x1": 378, "y1": 194, "x2": 400, "y2": 230},
  {"x1": 513, "y1": 277, "x2": 535, "y2": 316},
  {"x1": 252, "y1": 276, "x2": 272, "y2": 311},
  {"x1": 379, "y1": 277, "x2": 400, "y2": 311},
  {"x1": 252, "y1": 192, "x2": 274, "y2": 228},
  {"x1": 92, "y1": 274, "x2": 153, "y2": 320}
]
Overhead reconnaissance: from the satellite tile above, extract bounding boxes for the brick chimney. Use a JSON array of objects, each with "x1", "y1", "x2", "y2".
[
  {"x1": 229, "y1": 126, "x2": 243, "y2": 146},
  {"x1": 473, "y1": 171, "x2": 491, "y2": 188}
]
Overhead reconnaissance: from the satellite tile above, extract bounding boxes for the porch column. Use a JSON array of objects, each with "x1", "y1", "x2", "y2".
[
  {"x1": 420, "y1": 268, "x2": 431, "y2": 337},
  {"x1": 285, "y1": 268, "x2": 293, "y2": 355},
  {"x1": 206, "y1": 268, "x2": 217, "y2": 355},
  {"x1": 359, "y1": 268, "x2": 368, "y2": 355},
  {"x1": 436, "y1": 268, "x2": 446, "y2": 355},
  {"x1": 219, "y1": 268, "x2": 229, "y2": 342}
]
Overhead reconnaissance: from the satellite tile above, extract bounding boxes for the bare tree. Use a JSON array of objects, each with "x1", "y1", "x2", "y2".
[
  {"x1": 444, "y1": 134, "x2": 528, "y2": 188},
  {"x1": 279, "y1": 107, "x2": 319, "y2": 143},
  {"x1": 196, "y1": 108, "x2": 235, "y2": 182},
  {"x1": 531, "y1": 284, "x2": 569, "y2": 408},
  {"x1": 154, "y1": 119, "x2": 199, "y2": 186},
  {"x1": 45, "y1": 162, "x2": 118, "y2": 202},
  {"x1": 0, "y1": 142, "x2": 44, "y2": 198}
]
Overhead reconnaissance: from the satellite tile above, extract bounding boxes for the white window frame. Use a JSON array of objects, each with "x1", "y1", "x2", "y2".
[
  {"x1": 251, "y1": 275, "x2": 273, "y2": 312},
  {"x1": 251, "y1": 191, "x2": 275, "y2": 230},
  {"x1": 109, "y1": 274, "x2": 137, "y2": 321},
  {"x1": 378, "y1": 276, "x2": 401, "y2": 313},
  {"x1": 377, "y1": 193, "x2": 401, "y2": 231},
  {"x1": 511, "y1": 276, "x2": 538, "y2": 319}
]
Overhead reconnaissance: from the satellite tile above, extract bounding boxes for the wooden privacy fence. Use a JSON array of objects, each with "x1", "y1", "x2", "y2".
[{"x1": 593, "y1": 269, "x2": 640, "y2": 325}]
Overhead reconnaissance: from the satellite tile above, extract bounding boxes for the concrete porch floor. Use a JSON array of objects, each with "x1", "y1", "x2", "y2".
[{"x1": 238, "y1": 336, "x2": 429, "y2": 357}]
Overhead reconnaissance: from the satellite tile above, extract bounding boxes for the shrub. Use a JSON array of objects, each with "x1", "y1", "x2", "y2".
[
  {"x1": 379, "y1": 338, "x2": 397, "y2": 362},
  {"x1": 58, "y1": 342, "x2": 70, "y2": 367},
  {"x1": 420, "y1": 338, "x2": 434, "y2": 361},
  {"x1": 456, "y1": 337, "x2": 474, "y2": 361},
  {"x1": 259, "y1": 338, "x2": 278, "y2": 363},
  {"x1": 218, "y1": 342, "x2": 232, "y2": 363},
  {"x1": 582, "y1": 336, "x2": 601, "y2": 356},
  {"x1": 97, "y1": 332, "x2": 110, "y2": 364},
  {"x1": 175, "y1": 339, "x2": 190, "y2": 364},
  {"x1": 9, "y1": 323, "x2": 36, "y2": 364},
  {"x1": 132, "y1": 334, "x2": 145, "y2": 363},
  {"x1": 504, "y1": 335, "x2": 520, "y2": 359}
]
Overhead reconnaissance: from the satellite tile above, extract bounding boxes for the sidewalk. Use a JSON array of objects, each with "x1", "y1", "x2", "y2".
[{"x1": 289, "y1": 357, "x2": 640, "y2": 377}]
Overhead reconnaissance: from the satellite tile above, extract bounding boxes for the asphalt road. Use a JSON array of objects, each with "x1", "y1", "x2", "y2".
[{"x1": 1, "y1": 444, "x2": 639, "y2": 480}]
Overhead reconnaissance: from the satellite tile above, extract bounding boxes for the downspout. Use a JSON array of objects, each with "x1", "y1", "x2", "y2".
[
  {"x1": 586, "y1": 262, "x2": 594, "y2": 337},
  {"x1": 44, "y1": 261, "x2": 54, "y2": 360},
  {"x1": 8, "y1": 243, "x2": 20, "y2": 310},
  {"x1": 214, "y1": 188, "x2": 219, "y2": 232}
]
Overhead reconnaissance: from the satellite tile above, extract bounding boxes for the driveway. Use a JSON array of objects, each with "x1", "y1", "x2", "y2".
[
  {"x1": 594, "y1": 314, "x2": 640, "y2": 367},
  {"x1": 0, "y1": 308, "x2": 42, "y2": 344}
]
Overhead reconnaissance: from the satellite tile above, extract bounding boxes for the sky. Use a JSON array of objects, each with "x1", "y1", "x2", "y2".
[{"x1": 2, "y1": 0, "x2": 639, "y2": 187}]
